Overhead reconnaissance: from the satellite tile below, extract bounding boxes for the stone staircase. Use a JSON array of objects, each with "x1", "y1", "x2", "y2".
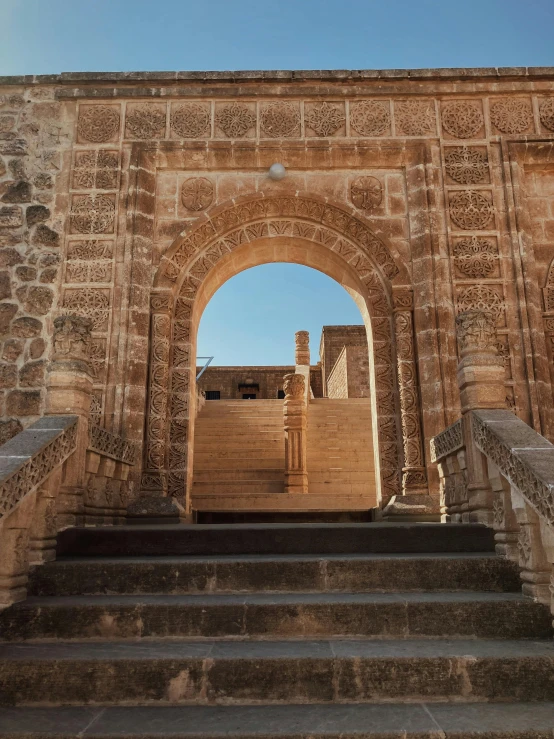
[
  {"x1": 192, "y1": 400, "x2": 285, "y2": 511},
  {"x1": 0, "y1": 522, "x2": 553, "y2": 736},
  {"x1": 308, "y1": 399, "x2": 376, "y2": 505}
]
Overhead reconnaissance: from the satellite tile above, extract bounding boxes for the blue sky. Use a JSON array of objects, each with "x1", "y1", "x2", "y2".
[{"x1": 2, "y1": 0, "x2": 553, "y2": 365}]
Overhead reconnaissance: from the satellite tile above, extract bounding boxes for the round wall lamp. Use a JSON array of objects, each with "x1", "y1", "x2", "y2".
[{"x1": 268, "y1": 163, "x2": 286, "y2": 181}]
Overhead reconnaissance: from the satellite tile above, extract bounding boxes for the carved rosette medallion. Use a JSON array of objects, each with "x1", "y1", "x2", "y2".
[
  {"x1": 70, "y1": 195, "x2": 116, "y2": 234},
  {"x1": 305, "y1": 102, "x2": 345, "y2": 136},
  {"x1": 171, "y1": 103, "x2": 211, "y2": 138},
  {"x1": 490, "y1": 98, "x2": 532, "y2": 134},
  {"x1": 452, "y1": 236, "x2": 498, "y2": 278},
  {"x1": 215, "y1": 103, "x2": 256, "y2": 138},
  {"x1": 73, "y1": 150, "x2": 119, "y2": 190},
  {"x1": 350, "y1": 101, "x2": 390, "y2": 136},
  {"x1": 441, "y1": 101, "x2": 483, "y2": 139},
  {"x1": 539, "y1": 98, "x2": 554, "y2": 131},
  {"x1": 394, "y1": 100, "x2": 435, "y2": 136},
  {"x1": 456, "y1": 288, "x2": 505, "y2": 325},
  {"x1": 350, "y1": 176, "x2": 382, "y2": 211},
  {"x1": 260, "y1": 102, "x2": 301, "y2": 138},
  {"x1": 125, "y1": 105, "x2": 166, "y2": 139},
  {"x1": 181, "y1": 178, "x2": 214, "y2": 212},
  {"x1": 63, "y1": 289, "x2": 110, "y2": 331},
  {"x1": 444, "y1": 147, "x2": 488, "y2": 185},
  {"x1": 77, "y1": 105, "x2": 120, "y2": 143},
  {"x1": 449, "y1": 191, "x2": 494, "y2": 230}
]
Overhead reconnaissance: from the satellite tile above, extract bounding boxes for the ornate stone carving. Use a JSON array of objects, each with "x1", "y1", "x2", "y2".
[
  {"x1": 456, "y1": 287, "x2": 504, "y2": 325},
  {"x1": 539, "y1": 97, "x2": 554, "y2": 131},
  {"x1": 89, "y1": 393, "x2": 102, "y2": 425},
  {"x1": 215, "y1": 103, "x2": 256, "y2": 138},
  {"x1": 517, "y1": 526, "x2": 532, "y2": 565},
  {"x1": 295, "y1": 330, "x2": 310, "y2": 366},
  {"x1": 449, "y1": 191, "x2": 494, "y2": 230},
  {"x1": 452, "y1": 236, "x2": 498, "y2": 278},
  {"x1": 492, "y1": 497, "x2": 504, "y2": 527},
  {"x1": 394, "y1": 100, "x2": 435, "y2": 136},
  {"x1": 77, "y1": 105, "x2": 120, "y2": 143},
  {"x1": 444, "y1": 147, "x2": 488, "y2": 185},
  {"x1": 350, "y1": 176, "x2": 382, "y2": 211},
  {"x1": 350, "y1": 100, "x2": 390, "y2": 136},
  {"x1": 66, "y1": 260, "x2": 112, "y2": 284},
  {"x1": 88, "y1": 423, "x2": 136, "y2": 464},
  {"x1": 455, "y1": 309, "x2": 498, "y2": 354},
  {"x1": 88, "y1": 338, "x2": 106, "y2": 380},
  {"x1": 62, "y1": 289, "x2": 110, "y2": 331},
  {"x1": 181, "y1": 177, "x2": 214, "y2": 212},
  {"x1": 70, "y1": 195, "x2": 116, "y2": 234},
  {"x1": 73, "y1": 150, "x2": 119, "y2": 190},
  {"x1": 284, "y1": 372, "x2": 305, "y2": 400},
  {"x1": 125, "y1": 105, "x2": 166, "y2": 139},
  {"x1": 429, "y1": 419, "x2": 463, "y2": 463},
  {"x1": 67, "y1": 240, "x2": 113, "y2": 260},
  {"x1": 0, "y1": 418, "x2": 78, "y2": 519},
  {"x1": 170, "y1": 103, "x2": 211, "y2": 138},
  {"x1": 305, "y1": 102, "x2": 345, "y2": 136},
  {"x1": 441, "y1": 101, "x2": 483, "y2": 139},
  {"x1": 260, "y1": 102, "x2": 301, "y2": 138},
  {"x1": 490, "y1": 98, "x2": 532, "y2": 134},
  {"x1": 52, "y1": 314, "x2": 93, "y2": 362}
]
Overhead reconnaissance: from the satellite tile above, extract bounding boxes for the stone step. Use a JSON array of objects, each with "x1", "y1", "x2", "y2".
[
  {"x1": 190, "y1": 494, "x2": 377, "y2": 512},
  {"x1": 56, "y1": 524, "x2": 496, "y2": 557},
  {"x1": 1, "y1": 638, "x2": 554, "y2": 705},
  {"x1": 193, "y1": 469, "x2": 285, "y2": 482},
  {"x1": 1, "y1": 592, "x2": 548, "y2": 641},
  {"x1": 28, "y1": 553, "x2": 522, "y2": 597},
  {"x1": 194, "y1": 451, "x2": 286, "y2": 462},
  {"x1": 307, "y1": 483, "x2": 374, "y2": 495},
  {"x1": 2, "y1": 702, "x2": 554, "y2": 738},
  {"x1": 191, "y1": 482, "x2": 285, "y2": 495},
  {"x1": 304, "y1": 471, "x2": 375, "y2": 482},
  {"x1": 194, "y1": 439, "x2": 284, "y2": 450},
  {"x1": 193, "y1": 457, "x2": 286, "y2": 470}
]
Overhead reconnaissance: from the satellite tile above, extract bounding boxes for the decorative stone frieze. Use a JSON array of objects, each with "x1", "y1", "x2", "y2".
[
  {"x1": 444, "y1": 147, "x2": 488, "y2": 185},
  {"x1": 305, "y1": 102, "x2": 345, "y2": 137},
  {"x1": 350, "y1": 100, "x2": 390, "y2": 136},
  {"x1": 441, "y1": 100, "x2": 483, "y2": 139},
  {"x1": 449, "y1": 191, "x2": 494, "y2": 230},
  {"x1": 170, "y1": 103, "x2": 211, "y2": 138},
  {"x1": 490, "y1": 98, "x2": 533, "y2": 134},
  {"x1": 77, "y1": 105, "x2": 120, "y2": 143},
  {"x1": 260, "y1": 102, "x2": 301, "y2": 138},
  {"x1": 125, "y1": 104, "x2": 166, "y2": 139},
  {"x1": 394, "y1": 100, "x2": 435, "y2": 136},
  {"x1": 215, "y1": 103, "x2": 256, "y2": 138}
]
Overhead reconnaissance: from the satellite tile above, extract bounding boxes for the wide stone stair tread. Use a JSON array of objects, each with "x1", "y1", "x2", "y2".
[
  {"x1": 28, "y1": 552, "x2": 521, "y2": 595},
  {"x1": 3, "y1": 702, "x2": 554, "y2": 738},
  {"x1": 2, "y1": 638, "x2": 554, "y2": 705},
  {"x1": 2, "y1": 590, "x2": 548, "y2": 641},
  {"x1": 55, "y1": 523, "x2": 497, "y2": 557}
]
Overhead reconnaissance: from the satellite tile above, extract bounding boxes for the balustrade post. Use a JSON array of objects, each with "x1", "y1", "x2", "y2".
[
  {"x1": 46, "y1": 315, "x2": 94, "y2": 528},
  {"x1": 283, "y1": 373, "x2": 308, "y2": 494},
  {"x1": 455, "y1": 310, "x2": 506, "y2": 524},
  {"x1": 295, "y1": 330, "x2": 311, "y2": 402}
]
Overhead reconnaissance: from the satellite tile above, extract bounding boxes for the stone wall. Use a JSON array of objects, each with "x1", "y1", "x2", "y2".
[
  {"x1": 327, "y1": 345, "x2": 371, "y2": 399},
  {"x1": 320, "y1": 325, "x2": 369, "y2": 397},
  {"x1": 0, "y1": 68, "x2": 553, "y2": 505},
  {"x1": 197, "y1": 366, "x2": 293, "y2": 399},
  {"x1": 327, "y1": 348, "x2": 348, "y2": 398}
]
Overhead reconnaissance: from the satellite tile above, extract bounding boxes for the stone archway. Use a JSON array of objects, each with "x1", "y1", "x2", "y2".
[{"x1": 144, "y1": 192, "x2": 426, "y2": 514}]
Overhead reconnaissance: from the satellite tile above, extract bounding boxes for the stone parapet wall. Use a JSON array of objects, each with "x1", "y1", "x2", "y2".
[{"x1": 327, "y1": 348, "x2": 348, "y2": 398}]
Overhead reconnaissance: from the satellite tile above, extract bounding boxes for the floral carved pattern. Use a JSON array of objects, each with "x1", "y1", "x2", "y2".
[
  {"x1": 181, "y1": 177, "x2": 214, "y2": 211},
  {"x1": 215, "y1": 103, "x2": 256, "y2": 138},
  {"x1": 67, "y1": 240, "x2": 113, "y2": 260},
  {"x1": 444, "y1": 147, "x2": 488, "y2": 185},
  {"x1": 305, "y1": 102, "x2": 345, "y2": 136},
  {"x1": 63, "y1": 289, "x2": 110, "y2": 331},
  {"x1": 350, "y1": 101, "x2": 390, "y2": 136},
  {"x1": 449, "y1": 191, "x2": 494, "y2": 230},
  {"x1": 452, "y1": 237, "x2": 499, "y2": 278},
  {"x1": 456, "y1": 285, "x2": 505, "y2": 324},
  {"x1": 260, "y1": 102, "x2": 301, "y2": 138},
  {"x1": 125, "y1": 105, "x2": 166, "y2": 139},
  {"x1": 441, "y1": 101, "x2": 483, "y2": 139},
  {"x1": 490, "y1": 98, "x2": 532, "y2": 134},
  {"x1": 517, "y1": 526, "x2": 532, "y2": 565},
  {"x1": 70, "y1": 195, "x2": 116, "y2": 234},
  {"x1": 171, "y1": 103, "x2": 211, "y2": 138},
  {"x1": 66, "y1": 260, "x2": 112, "y2": 284},
  {"x1": 394, "y1": 100, "x2": 435, "y2": 136},
  {"x1": 88, "y1": 423, "x2": 136, "y2": 464},
  {"x1": 77, "y1": 105, "x2": 120, "y2": 143},
  {"x1": 73, "y1": 150, "x2": 119, "y2": 190},
  {"x1": 539, "y1": 98, "x2": 554, "y2": 132},
  {"x1": 350, "y1": 176, "x2": 382, "y2": 211}
]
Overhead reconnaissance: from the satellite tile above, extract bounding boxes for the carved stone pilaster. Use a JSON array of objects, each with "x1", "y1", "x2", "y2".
[
  {"x1": 295, "y1": 330, "x2": 310, "y2": 366},
  {"x1": 283, "y1": 373, "x2": 308, "y2": 494}
]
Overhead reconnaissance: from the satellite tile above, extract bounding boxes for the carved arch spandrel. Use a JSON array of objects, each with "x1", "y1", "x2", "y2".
[{"x1": 147, "y1": 193, "x2": 417, "y2": 508}]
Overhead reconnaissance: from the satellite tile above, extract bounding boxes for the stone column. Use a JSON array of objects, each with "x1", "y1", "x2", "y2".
[
  {"x1": 295, "y1": 330, "x2": 311, "y2": 402},
  {"x1": 456, "y1": 309, "x2": 507, "y2": 524},
  {"x1": 47, "y1": 315, "x2": 94, "y2": 528},
  {"x1": 283, "y1": 373, "x2": 308, "y2": 494}
]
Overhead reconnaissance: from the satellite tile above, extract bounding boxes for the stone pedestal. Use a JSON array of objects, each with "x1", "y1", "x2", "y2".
[{"x1": 283, "y1": 373, "x2": 308, "y2": 494}]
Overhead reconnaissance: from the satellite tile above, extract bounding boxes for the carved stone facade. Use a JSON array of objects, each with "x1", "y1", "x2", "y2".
[{"x1": 0, "y1": 67, "x2": 553, "y2": 515}]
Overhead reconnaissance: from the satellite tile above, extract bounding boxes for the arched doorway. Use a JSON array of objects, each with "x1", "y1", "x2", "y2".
[{"x1": 144, "y1": 192, "x2": 427, "y2": 516}]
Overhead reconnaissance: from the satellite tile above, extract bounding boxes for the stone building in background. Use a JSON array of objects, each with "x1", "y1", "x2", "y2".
[
  {"x1": 197, "y1": 324, "x2": 368, "y2": 400},
  {"x1": 1, "y1": 67, "x2": 554, "y2": 514}
]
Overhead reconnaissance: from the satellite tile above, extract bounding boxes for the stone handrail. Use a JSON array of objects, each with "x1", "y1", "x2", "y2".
[
  {"x1": 429, "y1": 418, "x2": 463, "y2": 463},
  {"x1": 0, "y1": 416, "x2": 78, "y2": 521},
  {"x1": 88, "y1": 423, "x2": 137, "y2": 465}
]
